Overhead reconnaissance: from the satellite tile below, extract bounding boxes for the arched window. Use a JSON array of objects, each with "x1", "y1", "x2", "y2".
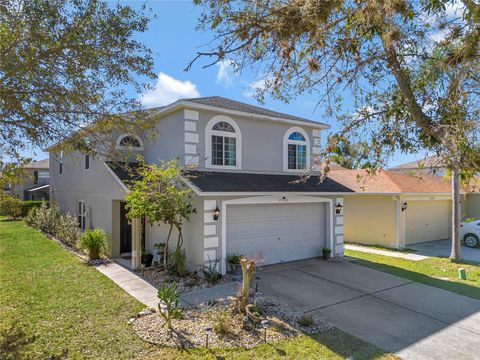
[
  {"x1": 205, "y1": 115, "x2": 241, "y2": 169},
  {"x1": 284, "y1": 127, "x2": 310, "y2": 171},
  {"x1": 116, "y1": 134, "x2": 143, "y2": 150}
]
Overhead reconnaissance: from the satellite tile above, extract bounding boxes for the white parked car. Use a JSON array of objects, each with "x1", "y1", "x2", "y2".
[{"x1": 460, "y1": 220, "x2": 480, "y2": 248}]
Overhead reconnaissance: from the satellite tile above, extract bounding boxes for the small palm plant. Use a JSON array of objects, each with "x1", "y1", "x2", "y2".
[
  {"x1": 79, "y1": 228, "x2": 107, "y2": 260},
  {"x1": 157, "y1": 283, "x2": 182, "y2": 329}
]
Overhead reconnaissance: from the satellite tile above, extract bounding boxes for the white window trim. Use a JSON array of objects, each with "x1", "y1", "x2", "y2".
[
  {"x1": 205, "y1": 115, "x2": 242, "y2": 170},
  {"x1": 116, "y1": 133, "x2": 144, "y2": 150},
  {"x1": 283, "y1": 126, "x2": 310, "y2": 173},
  {"x1": 77, "y1": 200, "x2": 86, "y2": 231}
]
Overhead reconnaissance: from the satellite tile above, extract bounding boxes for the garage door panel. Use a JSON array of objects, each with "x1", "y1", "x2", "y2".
[
  {"x1": 226, "y1": 202, "x2": 326, "y2": 265},
  {"x1": 405, "y1": 200, "x2": 450, "y2": 244}
]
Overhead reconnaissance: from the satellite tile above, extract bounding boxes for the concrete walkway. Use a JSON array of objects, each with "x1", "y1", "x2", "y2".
[
  {"x1": 180, "y1": 281, "x2": 239, "y2": 308},
  {"x1": 94, "y1": 262, "x2": 159, "y2": 309},
  {"x1": 346, "y1": 244, "x2": 430, "y2": 261},
  {"x1": 257, "y1": 258, "x2": 480, "y2": 360},
  {"x1": 95, "y1": 262, "x2": 239, "y2": 309},
  {"x1": 409, "y1": 239, "x2": 480, "y2": 263}
]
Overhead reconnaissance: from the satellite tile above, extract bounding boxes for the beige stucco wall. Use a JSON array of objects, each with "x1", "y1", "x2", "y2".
[
  {"x1": 344, "y1": 195, "x2": 398, "y2": 248},
  {"x1": 466, "y1": 193, "x2": 480, "y2": 219}
]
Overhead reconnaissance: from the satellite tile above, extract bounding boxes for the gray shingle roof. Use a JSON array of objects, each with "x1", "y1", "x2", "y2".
[
  {"x1": 184, "y1": 96, "x2": 328, "y2": 127},
  {"x1": 184, "y1": 170, "x2": 354, "y2": 193}
]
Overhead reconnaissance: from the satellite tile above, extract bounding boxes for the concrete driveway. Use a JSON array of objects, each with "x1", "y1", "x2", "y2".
[
  {"x1": 409, "y1": 239, "x2": 480, "y2": 263},
  {"x1": 257, "y1": 258, "x2": 480, "y2": 360}
]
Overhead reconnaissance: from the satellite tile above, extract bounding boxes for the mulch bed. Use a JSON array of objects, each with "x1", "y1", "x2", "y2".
[
  {"x1": 131, "y1": 294, "x2": 330, "y2": 349},
  {"x1": 138, "y1": 265, "x2": 233, "y2": 293}
]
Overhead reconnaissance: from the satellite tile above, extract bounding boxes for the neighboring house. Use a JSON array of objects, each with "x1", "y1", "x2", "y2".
[
  {"x1": 391, "y1": 157, "x2": 480, "y2": 222},
  {"x1": 49, "y1": 96, "x2": 350, "y2": 272},
  {"x1": 389, "y1": 156, "x2": 445, "y2": 176},
  {"x1": 9, "y1": 159, "x2": 50, "y2": 201},
  {"x1": 328, "y1": 169, "x2": 478, "y2": 249}
]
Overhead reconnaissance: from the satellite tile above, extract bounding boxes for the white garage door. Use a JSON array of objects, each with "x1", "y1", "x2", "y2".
[
  {"x1": 405, "y1": 200, "x2": 451, "y2": 244},
  {"x1": 226, "y1": 202, "x2": 326, "y2": 265}
]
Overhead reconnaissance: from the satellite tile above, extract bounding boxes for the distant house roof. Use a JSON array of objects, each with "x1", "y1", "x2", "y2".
[
  {"x1": 389, "y1": 156, "x2": 443, "y2": 172},
  {"x1": 328, "y1": 169, "x2": 452, "y2": 193},
  {"x1": 23, "y1": 159, "x2": 49, "y2": 170},
  {"x1": 183, "y1": 170, "x2": 354, "y2": 193}
]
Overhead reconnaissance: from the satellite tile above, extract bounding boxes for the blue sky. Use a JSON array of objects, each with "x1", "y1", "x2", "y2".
[{"x1": 26, "y1": 0, "x2": 426, "y2": 167}]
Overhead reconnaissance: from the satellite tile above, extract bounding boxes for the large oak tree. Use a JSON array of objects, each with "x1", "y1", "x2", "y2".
[
  {"x1": 190, "y1": 0, "x2": 480, "y2": 260},
  {"x1": 0, "y1": 0, "x2": 156, "y2": 159}
]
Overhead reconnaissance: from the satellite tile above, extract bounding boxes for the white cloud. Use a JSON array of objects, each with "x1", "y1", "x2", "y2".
[
  {"x1": 140, "y1": 72, "x2": 200, "y2": 107},
  {"x1": 428, "y1": 1, "x2": 466, "y2": 42},
  {"x1": 242, "y1": 76, "x2": 273, "y2": 98},
  {"x1": 216, "y1": 59, "x2": 237, "y2": 88}
]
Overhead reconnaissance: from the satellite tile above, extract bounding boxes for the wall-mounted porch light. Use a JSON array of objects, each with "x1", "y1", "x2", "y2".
[
  {"x1": 335, "y1": 203, "x2": 343, "y2": 215},
  {"x1": 213, "y1": 205, "x2": 221, "y2": 221},
  {"x1": 401, "y1": 201, "x2": 408, "y2": 212}
]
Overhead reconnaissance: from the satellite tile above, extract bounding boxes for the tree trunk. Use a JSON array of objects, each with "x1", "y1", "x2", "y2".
[
  {"x1": 238, "y1": 258, "x2": 256, "y2": 313},
  {"x1": 450, "y1": 167, "x2": 462, "y2": 261},
  {"x1": 164, "y1": 223, "x2": 173, "y2": 266}
]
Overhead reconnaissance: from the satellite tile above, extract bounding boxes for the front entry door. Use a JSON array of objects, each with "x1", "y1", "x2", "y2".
[{"x1": 120, "y1": 202, "x2": 132, "y2": 254}]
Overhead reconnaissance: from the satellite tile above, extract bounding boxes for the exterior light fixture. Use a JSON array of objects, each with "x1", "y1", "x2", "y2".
[
  {"x1": 335, "y1": 203, "x2": 343, "y2": 215},
  {"x1": 213, "y1": 205, "x2": 220, "y2": 221},
  {"x1": 261, "y1": 320, "x2": 269, "y2": 343},
  {"x1": 401, "y1": 201, "x2": 408, "y2": 212},
  {"x1": 204, "y1": 325, "x2": 213, "y2": 348}
]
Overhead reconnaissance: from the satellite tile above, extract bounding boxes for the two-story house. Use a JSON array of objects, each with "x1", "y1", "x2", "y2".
[
  {"x1": 49, "y1": 96, "x2": 350, "y2": 273},
  {"x1": 7, "y1": 159, "x2": 50, "y2": 201}
]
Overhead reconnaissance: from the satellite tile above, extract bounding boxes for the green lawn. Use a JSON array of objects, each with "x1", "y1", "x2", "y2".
[
  {"x1": 345, "y1": 248, "x2": 480, "y2": 300},
  {"x1": 0, "y1": 219, "x2": 397, "y2": 359}
]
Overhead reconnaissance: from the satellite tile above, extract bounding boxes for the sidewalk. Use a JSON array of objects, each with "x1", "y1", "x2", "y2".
[
  {"x1": 180, "y1": 281, "x2": 239, "y2": 307},
  {"x1": 345, "y1": 244, "x2": 430, "y2": 261},
  {"x1": 94, "y1": 262, "x2": 159, "y2": 308}
]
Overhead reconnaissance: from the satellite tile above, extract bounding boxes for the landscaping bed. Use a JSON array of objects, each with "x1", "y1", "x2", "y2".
[
  {"x1": 131, "y1": 294, "x2": 330, "y2": 349},
  {"x1": 138, "y1": 265, "x2": 233, "y2": 293}
]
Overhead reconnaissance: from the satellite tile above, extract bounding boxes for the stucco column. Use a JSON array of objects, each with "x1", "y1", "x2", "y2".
[{"x1": 131, "y1": 218, "x2": 142, "y2": 269}]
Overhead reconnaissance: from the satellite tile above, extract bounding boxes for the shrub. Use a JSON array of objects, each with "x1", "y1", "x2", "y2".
[
  {"x1": 212, "y1": 309, "x2": 233, "y2": 336},
  {"x1": 20, "y1": 200, "x2": 47, "y2": 217},
  {"x1": 55, "y1": 213, "x2": 82, "y2": 247},
  {"x1": 157, "y1": 283, "x2": 182, "y2": 329},
  {"x1": 297, "y1": 314, "x2": 315, "y2": 327},
  {"x1": 30, "y1": 202, "x2": 60, "y2": 235},
  {"x1": 79, "y1": 228, "x2": 107, "y2": 259},
  {"x1": 167, "y1": 248, "x2": 186, "y2": 277},
  {"x1": 203, "y1": 258, "x2": 221, "y2": 285},
  {"x1": 0, "y1": 194, "x2": 22, "y2": 219},
  {"x1": 226, "y1": 253, "x2": 242, "y2": 265},
  {"x1": 24, "y1": 206, "x2": 38, "y2": 226}
]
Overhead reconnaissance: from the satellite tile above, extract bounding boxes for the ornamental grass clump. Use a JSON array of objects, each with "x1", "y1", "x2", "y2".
[{"x1": 79, "y1": 228, "x2": 107, "y2": 260}]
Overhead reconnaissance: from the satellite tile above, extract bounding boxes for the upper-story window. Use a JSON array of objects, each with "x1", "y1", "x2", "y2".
[
  {"x1": 116, "y1": 134, "x2": 143, "y2": 150},
  {"x1": 205, "y1": 115, "x2": 241, "y2": 169},
  {"x1": 284, "y1": 127, "x2": 310, "y2": 172}
]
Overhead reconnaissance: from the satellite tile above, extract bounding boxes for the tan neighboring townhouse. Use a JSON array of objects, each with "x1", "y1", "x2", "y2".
[{"x1": 329, "y1": 169, "x2": 479, "y2": 249}]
